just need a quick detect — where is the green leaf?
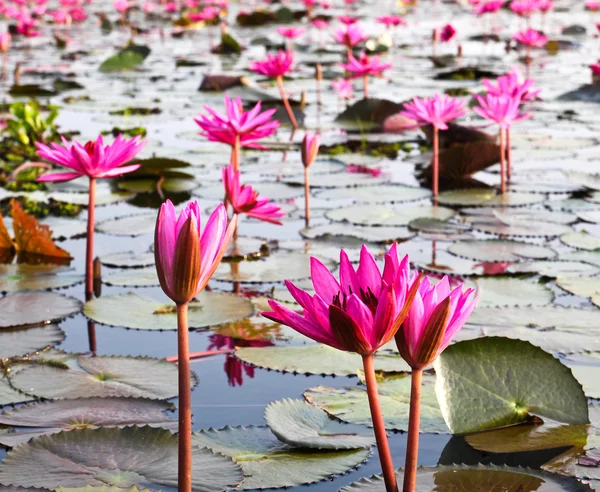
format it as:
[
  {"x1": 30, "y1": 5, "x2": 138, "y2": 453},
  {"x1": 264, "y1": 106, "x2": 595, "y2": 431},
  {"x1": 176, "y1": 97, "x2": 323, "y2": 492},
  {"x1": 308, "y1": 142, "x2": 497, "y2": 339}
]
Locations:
[
  {"x1": 192, "y1": 425, "x2": 370, "y2": 490},
  {"x1": 0, "y1": 427, "x2": 242, "y2": 491},
  {"x1": 476, "y1": 277, "x2": 553, "y2": 307},
  {"x1": 96, "y1": 213, "x2": 157, "y2": 237},
  {"x1": 315, "y1": 184, "x2": 430, "y2": 203},
  {"x1": 264, "y1": 398, "x2": 374, "y2": 450},
  {"x1": 448, "y1": 239, "x2": 557, "y2": 262},
  {"x1": 437, "y1": 189, "x2": 545, "y2": 207},
  {"x1": 99, "y1": 44, "x2": 151, "y2": 72},
  {"x1": 300, "y1": 223, "x2": 414, "y2": 243},
  {"x1": 561, "y1": 231, "x2": 600, "y2": 251},
  {"x1": 468, "y1": 306, "x2": 600, "y2": 329},
  {"x1": 506, "y1": 261, "x2": 600, "y2": 277},
  {"x1": 0, "y1": 292, "x2": 82, "y2": 329},
  {"x1": 99, "y1": 251, "x2": 154, "y2": 268},
  {"x1": 0, "y1": 375, "x2": 33, "y2": 407},
  {"x1": 0, "y1": 324, "x2": 65, "y2": 359},
  {"x1": 326, "y1": 204, "x2": 455, "y2": 227},
  {"x1": 434, "y1": 337, "x2": 589, "y2": 435}
]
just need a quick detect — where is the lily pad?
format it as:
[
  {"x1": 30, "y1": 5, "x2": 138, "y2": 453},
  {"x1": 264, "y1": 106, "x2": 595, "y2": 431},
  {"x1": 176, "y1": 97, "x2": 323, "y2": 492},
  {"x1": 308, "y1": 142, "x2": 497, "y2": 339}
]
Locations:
[
  {"x1": 264, "y1": 398, "x2": 374, "y2": 450},
  {"x1": 235, "y1": 344, "x2": 410, "y2": 376},
  {"x1": 434, "y1": 337, "x2": 589, "y2": 434},
  {"x1": 0, "y1": 265, "x2": 84, "y2": 293},
  {"x1": 48, "y1": 189, "x2": 135, "y2": 207},
  {"x1": 326, "y1": 205, "x2": 455, "y2": 227},
  {"x1": 102, "y1": 268, "x2": 159, "y2": 287},
  {"x1": 300, "y1": 223, "x2": 414, "y2": 243},
  {"x1": 477, "y1": 278, "x2": 553, "y2": 307},
  {"x1": 0, "y1": 325, "x2": 65, "y2": 359},
  {"x1": 83, "y1": 291, "x2": 254, "y2": 331},
  {"x1": 0, "y1": 292, "x2": 82, "y2": 329},
  {"x1": 195, "y1": 181, "x2": 302, "y2": 201},
  {"x1": 561, "y1": 231, "x2": 600, "y2": 251},
  {"x1": 437, "y1": 189, "x2": 545, "y2": 207},
  {"x1": 448, "y1": 239, "x2": 557, "y2": 263},
  {"x1": 96, "y1": 214, "x2": 157, "y2": 237},
  {"x1": 408, "y1": 218, "x2": 472, "y2": 239},
  {"x1": 0, "y1": 398, "x2": 176, "y2": 447},
  {"x1": 282, "y1": 173, "x2": 387, "y2": 188},
  {"x1": 468, "y1": 306, "x2": 600, "y2": 329},
  {"x1": 0, "y1": 375, "x2": 32, "y2": 407},
  {"x1": 192, "y1": 425, "x2": 370, "y2": 490},
  {"x1": 99, "y1": 44, "x2": 151, "y2": 72},
  {"x1": 470, "y1": 217, "x2": 572, "y2": 238},
  {"x1": 304, "y1": 372, "x2": 447, "y2": 433},
  {"x1": 99, "y1": 251, "x2": 155, "y2": 268},
  {"x1": 315, "y1": 185, "x2": 429, "y2": 204},
  {"x1": 9, "y1": 355, "x2": 189, "y2": 400},
  {"x1": 117, "y1": 178, "x2": 198, "y2": 194},
  {"x1": 557, "y1": 276, "x2": 600, "y2": 305},
  {"x1": 565, "y1": 170, "x2": 600, "y2": 191},
  {"x1": 0, "y1": 427, "x2": 242, "y2": 491},
  {"x1": 506, "y1": 261, "x2": 600, "y2": 277}
]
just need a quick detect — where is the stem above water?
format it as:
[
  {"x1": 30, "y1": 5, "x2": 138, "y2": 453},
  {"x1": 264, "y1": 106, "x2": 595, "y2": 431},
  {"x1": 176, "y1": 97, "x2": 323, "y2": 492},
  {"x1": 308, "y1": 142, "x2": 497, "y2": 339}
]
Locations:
[
  {"x1": 177, "y1": 302, "x2": 192, "y2": 492},
  {"x1": 499, "y1": 127, "x2": 506, "y2": 194},
  {"x1": 276, "y1": 76, "x2": 298, "y2": 129},
  {"x1": 304, "y1": 166, "x2": 310, "y2": 229},
  {"x1": 432, "y1": 126, "x2": 439, "y2": 199},
  {"x1": 85, "y1": 177, "x2": 96, "y2": 301},
  {"x1": 402, "y1": 368, "x2": 423, "y2": 492}
]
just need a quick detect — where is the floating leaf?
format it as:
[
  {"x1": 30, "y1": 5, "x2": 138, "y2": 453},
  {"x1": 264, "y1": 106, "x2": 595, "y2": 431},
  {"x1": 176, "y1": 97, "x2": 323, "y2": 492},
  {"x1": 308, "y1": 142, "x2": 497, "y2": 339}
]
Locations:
[
  {"x1": 300, "y1": 223, "x2": 413, "y2": 243},
  {"x1": 326, "y1": 205, "x2": 455, "y2": 227},
  {"x1": 264, "y1": 398, "x2": 374, "y2": 450},
  {"x1": 0, "y1": 324, "x2": 65, "y2": 359},
  {"x1": 506, "y1": 261, "x2": 600, "y2": 278},
  {"x1": 99, "y1": 251, "x2": 155, "y2": 268},
  {"x1": 235, "y1": 344, "x2": 410, "y2": 376},
  {"x1": 96, "y1": 214, "x2": 157, "y2": 237},
  {"x1": 477, "y1": 278, "x2": 553, "y2": 307},
  {"x1": 282, "y1": 173, "x2": 387, "y2": 189},
  {"x1": 48, "y1": 189, "x2": 135, "y2": 207},
  {"x1": 561, "y1": 231, "x2": 600, "y2": 251},
  {"x1": 0, "y1": 292, "x2": 81, "y2": 328},
  {"x1": 83, "y1": 291, "x2": 254, "y2": 331},
  {"x1": 315, "y1": 185, "x2": 430, "y2": 203},
  {"x1": 304, "y1": 372, "x2": 447, "y2": 433},
  {"x1": 0, "y1": 427, "x2": 242, "y2": 491},
  {"x1": 0, "y1": 375, "x2": 32, "y2": 407},
  {"x1": 102, "y1": 268, "x2": 158, "y2": 287},
  {"x1": 468, "y1": 306, "x2": 600, "y2": 329},
  {"x1": 436, "y1": 189, "x2": 545, "y2": 207},
  {"x1": 0, "y1": 264, "x2": 83, "y2": 293},
  {"x1": 117, "y1": 178, "x2": 197, "y2": 194},
  {"x1": 470, "y1": 216, "x2": 572, "y2": 238},
  {"x1": 9, "y1": 355, "x2": 190, "y2": 400},
  {"x1": 0, "y1": 398, "x2": 176, "y2": 447},
  {"x1": 192, "y1": 425, "x2": 369, "y2": 490},
  {"x1": 434, "y1": 337, "x2": 589, "y2": 434},
  {"x1": 448, "y1": 239, "x2": 556, "y2": 263},
  {"x1": 557, "y1": 276, "x2": 600, "y2": 305},
  {"x1": 195, "y1": 181, "x2": 302, "y2": 201},
  {"x1": 99, "y1": 44, "x2": 151, "y2": 72}
]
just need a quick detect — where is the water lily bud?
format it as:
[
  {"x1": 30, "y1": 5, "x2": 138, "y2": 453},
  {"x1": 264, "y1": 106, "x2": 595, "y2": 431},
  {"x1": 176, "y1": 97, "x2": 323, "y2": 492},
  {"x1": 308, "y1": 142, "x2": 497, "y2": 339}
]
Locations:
[{"x1": 301, "y1": 133, "x2": 320, "y2": 168}]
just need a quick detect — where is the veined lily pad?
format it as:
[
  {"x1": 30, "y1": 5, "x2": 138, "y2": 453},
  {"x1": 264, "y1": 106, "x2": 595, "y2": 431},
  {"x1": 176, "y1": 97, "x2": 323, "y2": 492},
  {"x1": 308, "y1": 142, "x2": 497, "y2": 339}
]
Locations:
[
  {"x1": 235, "y1": 344, "x2": 410, "y2": 376},
  {"x1": 561, "y1": 231, "x2": 600, "y2": 251},
  {"x1": 434, "y1": 337, "x2": 589, "y2": 434},
  {"x1": 192, "y1": 425, "x2": 370, "y2": 490},
  {"x1": 326, "y1": 205, "x2": 455, "y2": 227},
  {"x1": 506, "y1": 261, "x2": 600, "y2": 277},
  {"x1": 300, "y1": 223, "x2": 414, "y2": 243},
  {"x1": 560, "y1": 250, "x2": 600, "y2": 267},
  {"x1": 448, "y1": 239, "x2": 556, "y2": 263},
  {"x1": 0, "y1": 375, "x2": 33, "y2": 407},
  {"x1": 0, "y1": 427, "x2": 242, "y2": 491},
  {"x1": 99, "y1": 251, "x2": 155, "y2": 268},
  {"x1": 437, "y1": 189, "x2": 546, "y2": 207},
  {"x1": 99, "y1": 44, "x2": 151, "y2": 72},
  {"x1": 0, "y1": 398, "x2": 176, "y2": 447},
  {"x1": 578, "y1": 211, "x2": 600, "y2": 224},
  {"x1": 339, "y1": 464, "x2": 591, "y2": 491},
  {"x1": 84, "y1": 291, "x2": 254, "y2": 331},
  {"x1": 315, "y1": 185, "x2": 430, "y2": 203},
  {"x1": 264, "y1": 398, "x2": 374, "y2": 450},
  {"x1": 304, "y1": 372, "x2": 447, "y2": 433},
  {"x1": 9, "y1": 355, "x2": 190, "y2": 400},
  {"x1": 0, "y1": 292, "x2": 82, "y2": 329},
  {"x1": 468, "y1": 306, "x2": 600, "y2": 329},
  {"x1": 476, "y1": 278, "x2": 553, "y2": 307},
  {"x1": 470, "y1": 217, "x2": 572, "y2": 238},
  {"x1": 96, "y1": 214, "x2": 157, "y2": 237},
  {"x1": 0, "y1": 324, "x2": 65, "y2": 359}
]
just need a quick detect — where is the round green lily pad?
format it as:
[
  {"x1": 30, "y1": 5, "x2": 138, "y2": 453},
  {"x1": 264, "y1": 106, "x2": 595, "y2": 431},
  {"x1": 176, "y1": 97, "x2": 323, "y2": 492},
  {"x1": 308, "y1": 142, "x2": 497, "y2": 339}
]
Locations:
[
  {"x1": 315, "y1": 185, "x2": 430, "y2": 203},
  {"x1": 561, "y1": 231, "x2": 600, "y2": 251},
  {"x1": 264, "y1": 398, "x2": 374, "y2": 450},
  {"x1": 102, "y1": 268, "x2": 159, "y2": 287},
  {"x1": 326, "y1": 205, "x2": 455, "y2": 227},
  {"x1": 99, "y1": 251, "x2": 155, "y2": 268},
  {"x1": 0, "y1": 324, "x2": 65, "y2": 359},
  {"x1": 83, "y1": 291, "x2": 255, "y2": 330},
  {"x1": 565, "y1": 170, "x2": 600, "y2": 191},
  {"x1": 300, "y1": 223, "x2": 414, "y2": 243},
  {"x1": 436, "y1": 189, "x2": 546, "y2": 207},
  {"x1": 407, "y1": 217, "x2": 472, "y2": 240},
  {"x1": 192, "y1": 425, "x2": 370, "y2": 490},
  {"x1": 0, "y1": 427, "x2": 243, "y2": 491},
  {"x1": 560, "y1": 250, "x2": 600, "y2": 267},
  {"x1": 0, "y1": 292, "x2": 82, "y2": 329},
  {"x1": 477, "y1": 278, "x2": 553, "y2": 307},
  {"x1": 448, "y1": 239, "x2": 556, "y2": 263},
  {"x1": 9, "y1": 355, "x2": 191, "y2": 400},
  {"x1": 506, "y1": 261, "x2": 600, "y2": 277},
  {"x1": 578, "y1": 210, "x2": 600, "y2": 224},
  {"x1": 304, "y1": 372, "x2": 447, "y2": 433},
  {"x1": 96, "y1": 213, "x2": 157, "y2": 237}
]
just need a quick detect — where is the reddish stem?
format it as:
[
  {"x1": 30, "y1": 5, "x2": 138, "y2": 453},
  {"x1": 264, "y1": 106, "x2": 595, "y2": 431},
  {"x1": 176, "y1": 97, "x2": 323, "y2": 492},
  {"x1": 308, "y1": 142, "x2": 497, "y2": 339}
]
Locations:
[
  {"x1": 363, "y1": 74, "x2": 369, "y2": 99},
  {"x1": 276, "y1": 76, "x2": 298, "y2": 129},
  {"x1": 432, "y1": 126, "x2": 439, "y2": 198},
  {"x1": 166, "y1": 348, "x2": 234, "y2": 363},
  {"x1": 177, "y1": 303, "x2": 192, "y2": 492},
  {"x1": 231, "y1": 134, "x2": 240, "y2": 173},
  {"x1": 85, "y1": 177, "x2": 96, "y2": 300},
  {"x1": 304, "y1": 166, "x2": 310, "y2": 228},
  {"x1": 362, "y1": 354, "x2": 398, "y2": 492},
  {"x1": 403, "y1": 368, "x2": 423, "y2": 492},
  {"x1": 506, "y1": 127, "x2": 512, "y2": 181},
  {"x1": 87, "y1": 320, "x2": 97, "y2": 355},
  {"x1": 499, "y1": 127, "x2": 506, "y2": 194}
]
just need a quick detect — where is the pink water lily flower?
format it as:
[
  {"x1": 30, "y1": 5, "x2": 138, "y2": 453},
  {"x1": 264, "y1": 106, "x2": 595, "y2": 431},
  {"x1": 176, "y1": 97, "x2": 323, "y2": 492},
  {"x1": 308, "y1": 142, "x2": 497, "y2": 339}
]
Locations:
[
  {"x1": 190, "y1": 6, "x2": 219, "y2": 20},
  {"x1": 155, "y1": 200, "x2": 235, "y2": 304},
  {"x1": 114, "y1": 0, "x2": 128, "y2": 12},
  {"x1": 277, "y1": 26, "x2": 305, "y2": 39},
  {"x1": 338, "y1": 15, "x2": 359, "y2": 25},
  {"x1": 376, "y1": 15, "x2": 406, "y2": 27},
  {"x1": 440, "y1": 24, "x2": 457, "y2": 42},
  {"x1": 333, "y1": 24, "x2": 369, "y2": 48},
  {"x1": 194, "y1": 95, "x2": 280, "y2": 150},
  {"x1": 332, "y1": 77, "x2": 353, "y2": 99},
  {"x1": 587, "y1": 0, "x2": 600, "y2": 10},
  {"x1": 513, "y1": 28, "x2": 548, "y2": 47},
  {"x1": 249, "y1": 50, "x2": 294, "y2": 78},
  {"x1": 262, "y1": 243, "x2": 421, "y2": 355},
  {"x1": 69, "y1": 6, "x2": 87, "y2": 21},
  {"x1": 36, "y1": 134, "x2": 145, "y2": 182},
  {"x1": 473, "y1": 93, "x2": 531, "y2": 128},
  {"x1": 302, "y1": 133, "x2": 320, "y2": 168},
  {"x1": 591, "y1": 63, "x2": 600, "y2": 76},
  {"x1": 311, "y1": 19, "x2": 329, "y2": 29},
  {"x1": 401, "y1": 94, "x2": 467, "y2": 130},
  {"x1": 474, "y1": 0, "x2": 503, "y2": 15},
  {"x1": 510, "y1": 0, "x2": 539, "y2": 16},
  {"x1": 482, "y1": 68, "x2": 541, "y2": 101},
  {"x1": 340, "y1": 52, "x2": 391, "y2": 78},
  {"x1": 223, "y1": 163, "x2": 285, "y2": 225},
  {"x1": 396, "y1": 276, "x2": 477, "y2": 370}
]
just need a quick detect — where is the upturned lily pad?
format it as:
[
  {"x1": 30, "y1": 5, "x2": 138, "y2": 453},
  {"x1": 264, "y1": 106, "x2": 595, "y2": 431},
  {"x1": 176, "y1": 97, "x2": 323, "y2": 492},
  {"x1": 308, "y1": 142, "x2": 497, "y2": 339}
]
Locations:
[
  {"x1": 0, "y1": 325, "x2": 65, "y2": 359},
  {"x1": 192, "y1": 425, "x2": 370, "y2": 490},
  {"x1": 339, "y1": 464, "x2": 591, "y2": 491},
  {"x1": 0, "y1": 398, "x2": 176, "y2": 447},
  {"x1": 506, "y1": 261, "x2": 600, "y2": 277},
  {"x1": 96, "y1": 214, "x2": 157, "y2": 237},
  {"x1": 448, "y1": 239, "x2": 557, "y2": 263},
  {"x1": 315, "y1": 185, "x2": 429, "y2": 203},
  {"x1": 99, "y1": 44, "x2": 151, "y2": 72},
  {"x1": 99, "y1": 251, "x2": 155, "y2": 268},
  {"x1": 83, "y1": 291, "x2": 254, "y2": 331},
  {"x1": 0, "y1": 375, "x2": 33, "y2": 407},
  {"x1": 561, "y1": 231, "x2": 600, "y2": 251},
  {"x1": 0, "y1": 427, "x2": 242, "y2": 491},
  {"x1": 264, "y1": 398, "x2": 374, "y2": 450},
  {"x1": 304, "y1": 372, "x2": 447, "y2": 433},
  {"x1": 235, "y1": 344, "x2": 410, "y2": 376},
  {"x1": 436, "y1": 189, "x2": 545, "y2": 207},
  {"x1": 0, "y1": 292, "x2": 82, "y2": 328},
  {"x1": 300, "y1": 224, "x2": 414, "y2": 243},
  {"x1": 9, "y1": 355, "x2": 189, "y2": 400},
  {"x1": 434, "y1": 337, "x2": 589, "y2": 434},
  {"x1": 102, "y1": 268, "x2": 159, "y2": 287},
  {"x1": 326, "y1": 205, "x2": 455, "y2": 227},
  {"x1": 0, "y1": 265, "x2": 84, "y2": 293},
  {"x1": 477, "y1": 278, "x2": 553, "y2": 307},
  {"x1": 468, "y1": 306, "x2": 600, "y2": 329}
]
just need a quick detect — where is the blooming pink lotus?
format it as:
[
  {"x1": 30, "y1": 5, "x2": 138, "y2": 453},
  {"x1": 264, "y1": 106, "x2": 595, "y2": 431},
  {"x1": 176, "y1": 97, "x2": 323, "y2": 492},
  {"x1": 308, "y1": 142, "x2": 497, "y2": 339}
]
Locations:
[
  {"x1": 69, "y1": 6, "x2": 87, "y2": 21},
  {"x1": 473, "y1": 93, "x2": 531, "y2": 128},
  {"x1": 51, "y1": 9, "x2": 71, "y2": 24},
  {"x1": 592, "y1": 63, "x2": 600, "y2": 76},
  {"x1": 338, "y1": 15, "x2": 359, "y2": 25},
  {"x1": 440, "y1": 24, "x2": 457, "y2": 42},
  {"x1": 114, "y1": 0, "x2": 128, "y2": 13},
  {"x1": 376, "y1": 15, "x2": 406, "y2": 27},
  {"x1": 333, "y1": 24, "x2": 369, "y2": 49},
  {"x1": 513, "y1": 28, "x2": 548, "y2": 47},
  {"x1": 401, "y1": 94, "x2": 467, "y2": 130},
  {"x1": 311, "y1": 19, "x2": 329, "y2": 29},
  {"x1": 474, "y1": 0, "x2": 503, "y2": 15},
  {"x1": 276, "y1": 26, "x2": 305, "y2": 39},
  {"x1": 249, "y1": 50, "x2": 294, "y2": 78},
  {"x1": 189, "y1": 6, "x2": 219, "y2": 20},
  {"x1": 223, "y1": 163, "x2": 285, "y2": 225},
  {"x1": 510, "y1": 0, "x2": 539, "y2": 16},
  {"x1": 482, "y1": 68, "x2": 541, "y2": 101},
  {"x1": 332, "y1": 77, "x2": 353, "y2": 99},
  {"x1": 36, "y1": 134, "x2": 145, "y2": 182},
  {"x1": 587, "y1": 0, "x2": 600, "y2": 10},
  {"x1": 340, "y1": 52, "x2": 391, "y2": 98}
]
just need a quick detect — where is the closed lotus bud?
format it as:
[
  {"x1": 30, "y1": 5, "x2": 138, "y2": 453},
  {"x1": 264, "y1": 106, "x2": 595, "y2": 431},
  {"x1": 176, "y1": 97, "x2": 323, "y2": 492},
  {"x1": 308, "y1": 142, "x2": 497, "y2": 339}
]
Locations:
[{"x1": 301, "y1": 133, "x2": 320, "y2": 168}]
